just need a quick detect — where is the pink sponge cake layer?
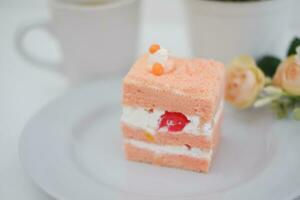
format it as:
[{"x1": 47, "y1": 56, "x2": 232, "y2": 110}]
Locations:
[
  {"x1": 124, "y1": 143, "x2": 213, "y2": 173},
  {"x1": 123, "y1": 54, "x2": 224, "y2": 123}
]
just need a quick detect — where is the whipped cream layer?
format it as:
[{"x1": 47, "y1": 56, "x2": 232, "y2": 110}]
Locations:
[
  {"x1": 125, "y1": 139, "x2": 212, "y2": 159},
  {"x1": 121, "y1": 101, "x2": 223, "y2": 136}
]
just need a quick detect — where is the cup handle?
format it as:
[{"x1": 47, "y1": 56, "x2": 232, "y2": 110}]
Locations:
[{"x1": 15, "y1": 21, "x2": 61, "y2": 72}]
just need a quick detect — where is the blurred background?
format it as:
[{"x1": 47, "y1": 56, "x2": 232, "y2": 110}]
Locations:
[
  {"x1": 0, "y1": 1, "x2": 188, "y2": 199},
  {"x1": 0, "y1": 0, "x2": 299, "y2": 199}
]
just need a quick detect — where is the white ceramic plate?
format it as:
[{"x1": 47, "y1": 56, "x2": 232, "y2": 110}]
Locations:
[{"x1": 19, "y1": 78, "x2": 300, "y2": 200}]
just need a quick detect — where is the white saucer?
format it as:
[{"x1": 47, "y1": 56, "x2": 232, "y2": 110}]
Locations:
[{"x1": 19, "y1": 78, "x2": 300, "y2": 200}]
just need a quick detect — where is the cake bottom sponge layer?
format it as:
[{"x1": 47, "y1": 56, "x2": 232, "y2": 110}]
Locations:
[
  {"x1": 124, "y1": 142, "x2": 212, "y2": 173},
  {"x1": 122, "y1": 115, "x2": 222, "y2": 172}
]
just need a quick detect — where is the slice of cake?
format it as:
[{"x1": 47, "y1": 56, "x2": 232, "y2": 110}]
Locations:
[{"x1": 121, "y1": 44, "x2": 224, "y2": 173}]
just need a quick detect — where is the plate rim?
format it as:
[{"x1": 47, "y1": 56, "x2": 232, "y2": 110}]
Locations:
[
  {"x1": 18, "y1": 78, "x2": 122, "y2": 200},
  {"x1": 18, "y1": 78, "x2": 300, "y2": 200}
]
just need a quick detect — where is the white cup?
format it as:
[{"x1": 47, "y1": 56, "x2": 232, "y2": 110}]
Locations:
[
  {"x1": 185, "y1": 0, "x2": 298, "y2": 63},
  {"x1": 15, "y1": 0, "x2": 140, "y2": 82}
]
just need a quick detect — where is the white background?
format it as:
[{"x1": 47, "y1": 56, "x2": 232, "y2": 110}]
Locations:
[{"x1": 0, "y1": 0, "x2": 299, "y2": 199}]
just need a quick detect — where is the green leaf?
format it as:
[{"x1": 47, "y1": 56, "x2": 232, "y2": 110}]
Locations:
[
  {"x1": 271, "y1": 101, "x2": 288, "y2": 119},
  {"x1": 287, "y1": 37, "x2": 300, "y2": 56},
  {"x1": 271, "y1": 97, "x2": 294, "y2": 118},
  {"x1": 254, "y1": 97, "x2": 274, "y2": 107},
  {"x1": 263, "y1": 86, "x2": 284, "y2": 96},
  {"x1": 280, "y1": 97, "x2": 294, "y2": 108},
  {"x1": 292, "y1": 108, "x2": 300, "y2": 120},
  {"x1": 257, "y1": 55, "x2": 281, "y2": 77}
]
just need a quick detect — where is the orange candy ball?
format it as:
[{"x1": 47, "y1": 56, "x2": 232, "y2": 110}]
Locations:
[
  {"x1": 151, "y1": 63, "x2": 164, "y2": 76},
  {"x1": 149, "y1": 44, "x2": 160, "y2": 54}
]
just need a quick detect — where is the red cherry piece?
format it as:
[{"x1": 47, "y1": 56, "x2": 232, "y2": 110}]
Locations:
[{"x1": 159, "y1": 111, "x2": 190, "y2": 132}]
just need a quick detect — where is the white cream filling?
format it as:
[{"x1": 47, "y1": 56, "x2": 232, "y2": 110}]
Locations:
[
  {"x1": 148, "y1": 48, "x2": 169, "y2": 66},
  {"x1": 124, "y1": 139, "x2": 212, "y2": 159},
  {"x1": 121, "y1": 106, "x2": 164, "y2": 134},
  {"x1": 121, "y1": 101, "x2": 223, "y2": 136},
  {"x1": 203, "y1": 100, "x2": 223, "y2": 135}
]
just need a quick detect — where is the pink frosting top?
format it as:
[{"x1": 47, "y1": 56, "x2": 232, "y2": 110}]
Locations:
[{"x1": 124, "y1": 54, "x2": 224, "y2": 99}]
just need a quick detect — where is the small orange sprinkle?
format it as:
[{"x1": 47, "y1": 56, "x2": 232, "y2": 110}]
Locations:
[
  {"x1": 149, "y1": 44, "x2": 160, "y2": 54},
  {"x1": 145, "y1": 132, "x2": 154, "y2": 142},
  {"x1": 184, "y1": 144, "x2": 191, "y2": 150},
  {"x1": 151, "y1": 63, "x2": 164, "y2": 76},
  {"x1": 148, "y1": 108, "x2": 154, "y2": 113}
]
